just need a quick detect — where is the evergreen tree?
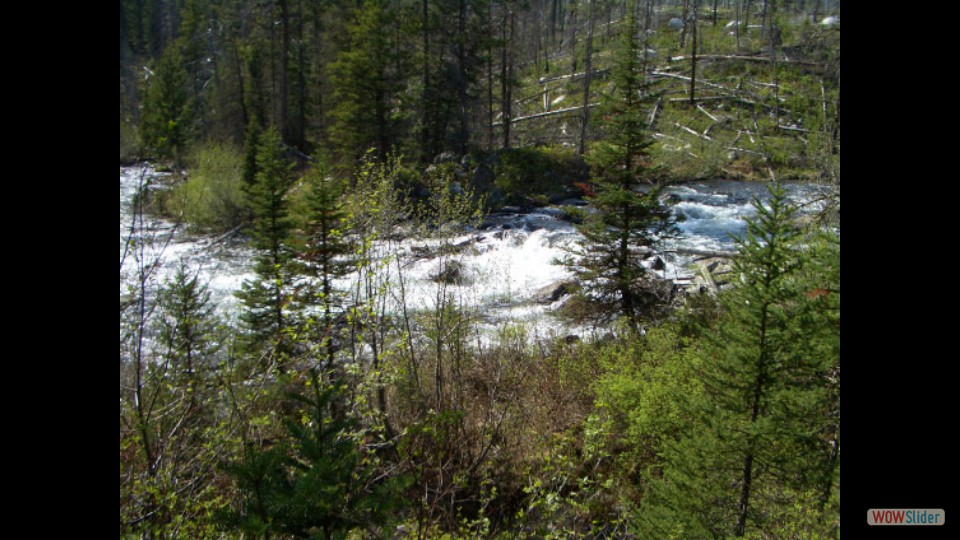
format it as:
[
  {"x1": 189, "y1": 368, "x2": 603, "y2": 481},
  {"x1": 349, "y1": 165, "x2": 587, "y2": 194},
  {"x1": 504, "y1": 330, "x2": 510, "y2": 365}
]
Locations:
[
  {"x1": 564, "y1": 7, "x2": 676, "y2": 329},
  {"x1": 328, "y1": 0, "x2": 404, "y2": 164},
  {"x1": 141, "y1": 45, "x2": 192, "y2": 163},
  {"x1": 236, "y1": 126, "x2": 297, "y2": 366},
  {"x1": 298, "y1": 156, "x2": 354, "y2": 368},
  {"x1": 638, "y1": 184, "x2": 840, "y2": 538},
  {"x1": 155, "y1": 264, "x2": 220, "y2": 377},
  {"x1": 219, "y1": 371, "x2": 409, "y2": 539}
]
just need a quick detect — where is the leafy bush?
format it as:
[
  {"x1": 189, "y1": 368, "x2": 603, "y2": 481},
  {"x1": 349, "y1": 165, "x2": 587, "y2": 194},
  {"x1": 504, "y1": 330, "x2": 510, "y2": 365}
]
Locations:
[
  {"x1": 120, "y1": 120, "x2": 141, "y2": 164},
  {"x1": 593, "y1": 326, "x2": 704, "y2": 469},
  {"x1": 166, "y1": 143, "x2": 246, "y2": 232},
  {"x1": 491, "y1": 147, "x2": 589, "y2": 205}
]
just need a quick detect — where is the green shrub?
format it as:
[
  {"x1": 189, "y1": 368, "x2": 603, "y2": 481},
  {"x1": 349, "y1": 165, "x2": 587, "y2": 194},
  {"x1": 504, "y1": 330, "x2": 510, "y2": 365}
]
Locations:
[
  {"x1": 166, "y1": 143, "x2": 246, "y2": 232},
  {"x1": 120, "y1": 120, "x2": 141, "y2": 164},
  {"x1": 492, "y1": 147, "x2": 588, "y2": 205},
  {"x1": 593, "y1": 326, "x2": 704, "y2": 471}
]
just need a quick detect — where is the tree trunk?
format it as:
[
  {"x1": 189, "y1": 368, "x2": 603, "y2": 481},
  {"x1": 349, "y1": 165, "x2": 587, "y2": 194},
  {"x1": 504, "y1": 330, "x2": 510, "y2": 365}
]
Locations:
[
  {"x1": 313, "y1": 10, "x2": 325, "y2": 143},
  {"x1": 569, "y1": 4, "x2": 579, "y2": 75},
  {"x1": 689, "y1": 3, "x2": 698, "y2": 105},
  {"x1": 501, "y1": 5, "x2": 514, "y2": 149},
  {"x1": 735, "y1": 452, "x2": 755, "y2": 536},
  {"x1": 422, "y1": 0, "x2": 431, "y2": 160},
  {"x1": 279, "y1": 0, "x2": 290, "y2": 144},
  {"x1": 735, "y1": 303, "x2": 771, "y2": 536},
  {"x1": 680, "y1": 0, "x2": 690, "y2": 48},
  {"x1": 831, "y1": 84, "x2": 840, "y2": 153},
  {"x1": 296, "y1": 0, "x2": 306, "y2": 150},
  {"x1": 487, "y1": 2, "x2": 495, "y2": 149},
  {"x1": 735, "y1": 0, "x2": 742, "y2": 52},
  {"x1": 456, "y1": 0, "x2": 469, "y2": 154},
  {"x1": 492, "y1": 103, "x2": 597, "y2": 126},
  {"x1": 550, "y1": 0, "x2": 558, "y2": 48},
  {"x1": 579, "y1": 0, "x2": 596, "y2": 155}
]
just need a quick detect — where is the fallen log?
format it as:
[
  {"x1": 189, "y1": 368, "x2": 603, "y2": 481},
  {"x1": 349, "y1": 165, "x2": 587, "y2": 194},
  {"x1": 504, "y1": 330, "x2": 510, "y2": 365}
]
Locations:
[
  {"x1": 652, "y1": 70, "x2": 731, "y2": 93},
  {"x1": 668, "y1": 96, "x2": 731, "y2": 103},
  {"x1": 537, "y1": 68, "x2": 609, "y2": 84},
  {"x1": 696, "y1": 104, "x2": 719, "y2": 122},
  {"x1": 491, "y1": 103, "x2": 599, "y2": 126},
  {"x1": 672, "y1": 248, "x2": 738, "y2": 258},
  {"x1": 726, "y1": 146, "x2": 765, "y2": 157},
  {"x1": 676, "y1": 122, "x2": 714, "y2": 141},
  {"x1": 205, "y1": 224, "x2": 244, "y2": 248},
  {"x1": 668, "y1": 54, "x2": 825, "y2": 67},
  {"x1": 695, "y1": 262, "x2": 719, "y2": 294},
  {"x1": 648, "y1": 97, "x2": 662, "y2": 128},
  {"x1": 777, "y1": 124, "x2": 810, "y2": 133}
]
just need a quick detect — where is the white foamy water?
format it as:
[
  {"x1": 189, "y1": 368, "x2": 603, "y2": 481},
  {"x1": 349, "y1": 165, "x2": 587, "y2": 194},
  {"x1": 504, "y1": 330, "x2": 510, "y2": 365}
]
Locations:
[
  {"x1": 119, "y1": 165, "x2": 255, "y2": 319},
  {"x1": 120, "y1": 165, "x2": 833, "y2": 341}
]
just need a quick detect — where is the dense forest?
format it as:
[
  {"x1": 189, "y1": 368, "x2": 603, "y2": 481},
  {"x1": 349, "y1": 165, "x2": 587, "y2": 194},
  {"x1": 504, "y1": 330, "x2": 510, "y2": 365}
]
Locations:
[{"x1": 120, "y1": 0, "x2": 840, "y2": 537}]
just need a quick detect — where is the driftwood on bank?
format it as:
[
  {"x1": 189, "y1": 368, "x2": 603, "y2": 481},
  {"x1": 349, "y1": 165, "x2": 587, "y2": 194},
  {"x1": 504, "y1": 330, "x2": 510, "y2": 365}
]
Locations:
[
  {"x1": 672, "y1": 248, "x2": 738, "y2": 258},
  {"x1": 206, "y1": 224, "x2": 244, "y2": 247},
  {"x1": 695, "y1": 261, "x2": 719, "y2": 294}
]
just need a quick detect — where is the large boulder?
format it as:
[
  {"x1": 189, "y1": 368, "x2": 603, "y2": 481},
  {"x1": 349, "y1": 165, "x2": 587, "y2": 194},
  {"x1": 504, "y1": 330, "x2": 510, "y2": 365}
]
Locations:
[
  {"x1": 533, "y1": 280, "x2": 576, "y2": 303},
  {"x1": 820, "y1": 16, "x2": 839, "y2": 27},
  {"x1": 668, "y1": 17, "x2": 684, "y2": 30},
  {"x1": 433, "y1": 260, "x2": 467, "y2": 285},
  {"x1": 433, "y1": 151, "x2": 460, "y2": 164}
]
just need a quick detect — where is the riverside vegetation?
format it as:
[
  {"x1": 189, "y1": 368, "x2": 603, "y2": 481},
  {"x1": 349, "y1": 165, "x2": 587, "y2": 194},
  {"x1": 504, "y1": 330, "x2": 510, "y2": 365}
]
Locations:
[{"x1": 120, "y1": 1, "x2": 839, "y2": 537}]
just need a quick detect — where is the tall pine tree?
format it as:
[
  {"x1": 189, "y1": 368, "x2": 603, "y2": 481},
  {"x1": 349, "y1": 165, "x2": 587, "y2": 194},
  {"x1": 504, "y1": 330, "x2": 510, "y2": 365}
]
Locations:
[
  {"x1": 298, "y1": 156, "x2": 354, "y2": 368},
  {"x1": 328, "y1": 0, "x2": 404, "y2": 164},
  {"x1": 565, "y1": 5, "x2": 675, "y2": 329},
  {"x1": 236, "y1": 126, "x2": 297, "y2": 367},
  {"x1": 638, "y1": 184, "x2": 840, "y2": 538},
  {"x1": 155, "y1": 264, "x2": 220, "y2": 377},
  {"x1": 219, "y1": 371, "x2": 409, "y2": 538},
  {"x1": 141, "y1": 45, "x2": 192, "y2": 164}
]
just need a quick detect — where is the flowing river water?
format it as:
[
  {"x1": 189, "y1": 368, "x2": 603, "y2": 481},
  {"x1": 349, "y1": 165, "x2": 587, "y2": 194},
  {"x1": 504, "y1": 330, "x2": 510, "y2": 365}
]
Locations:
[{"x1": 120, "y1": 165, "x2": 834, "y2": 340}]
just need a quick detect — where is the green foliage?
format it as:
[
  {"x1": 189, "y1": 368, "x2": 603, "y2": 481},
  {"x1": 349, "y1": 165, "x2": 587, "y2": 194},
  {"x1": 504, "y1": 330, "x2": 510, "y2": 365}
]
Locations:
[
  {"x1": 121, "y1": 268, "x2": 235, "y2": 539},
  {"x1": 593, "y1": 326, "x2": 704, "y2": 473},
  {"x1": 492, "y1": 147, "x2": 589, "y2": 205},
  {"x1": 328, "y1": 0, "x2": 405, "y2": 164},
  {"x1": 564, "y1": 9, "x2": 677, "y2": 329},
  {"x1": 120, "y1": 119, "x2": 141, "y2": 163},
  {"x1": 220, "y1": 371, "x2": 410, "y2": 538},
  {"x1": 236, "y1": 126, "x2": 299, "y2": 362},
  {"x1": 155, "y1": 264, "x2": 222, "y2": 375},
  {"x1": 166, "y1": 142, "x2": 246, "y2": 232},
  {"x1": 294, "y1": 155, "x2": 356, "y2": 366},
  {"x1": 638, "y1": 184, "x2": 840, "y2": 538},
  {"x1": 141, "y1": 45, "x2": 192, "y2": 163},
  {"x1": 242, "y1": 120, "x2": 262, "y2": 186},
  {"x1": 121, "y1": 3, "x2": 841, "y2": 534}
]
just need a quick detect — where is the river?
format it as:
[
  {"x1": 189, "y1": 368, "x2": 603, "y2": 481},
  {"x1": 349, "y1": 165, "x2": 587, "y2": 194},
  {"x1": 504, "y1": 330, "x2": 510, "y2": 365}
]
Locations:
[{"x1": 120, "y1": 165, "x2": 834, "y2": 340}]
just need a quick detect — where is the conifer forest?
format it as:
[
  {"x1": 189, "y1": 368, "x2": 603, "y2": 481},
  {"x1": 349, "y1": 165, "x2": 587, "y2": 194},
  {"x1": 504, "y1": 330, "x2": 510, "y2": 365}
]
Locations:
[{"x1": 120, "y1": 0, "x2": 840, "y2": 537}]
